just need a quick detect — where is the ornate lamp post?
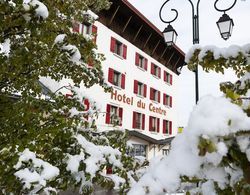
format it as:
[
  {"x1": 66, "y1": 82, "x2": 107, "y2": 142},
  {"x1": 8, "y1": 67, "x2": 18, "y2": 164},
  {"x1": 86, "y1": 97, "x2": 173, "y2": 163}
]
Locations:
[{"x1": 159, "y1": 0, "x2": 237, "y2": 103}]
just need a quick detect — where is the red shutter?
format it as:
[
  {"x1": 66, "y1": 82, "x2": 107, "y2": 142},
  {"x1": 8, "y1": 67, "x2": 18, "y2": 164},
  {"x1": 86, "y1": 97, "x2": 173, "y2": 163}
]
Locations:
[
  {"x1": 135, "y1": 53, "x2": 139, "y2": 66},
  {"x1": 134, "y1": 80, "x2": 138, "y2": 94},
  {"x1": 143, "y1": 84, "x2": 147, "y2": 97},
  {"x1": 163, "y1": 120, "x2": 166, "y2": 134},
  {"x1": 110, "y1": 37, "x2": 116, "y2": 52},
  {"x1": 92, "y1": 25, "x2": 98, "y2": 43},
  {"x1": 149, "y1": 116, "x2": 152, "y2": 131},
  {"x1": 108, "y1": 68, "x2": 114, "y2": 84},
  {"x1": 169, "y1": 121, "x2": 172, "y2": 135},
  {"x1": 151, "y1": 63, "x2": 155, "y2": 75},
  {"x1": 123, "y1": 44, "x2": 127, "y2": 59},
  {"x1": 106, "y1": 104, "x2": 111, "y2": 124},
  {"x1": 163, "y1": 94, "x2": 166, "y2": 105},
  {"x1": 84, "y1": 99, "x2": 90, "y2": 110},
  {"x1": 170, "y1": 96, "x2": 172, "y2": 107},
  {"x1": 170, "y1": 74, "x2": 173, "y2": 85},
  {"x1": 73, "y1": 22, "x2": 80, "y2": 33},
  {"x1": 132, "y1": 112, "x2": 136, "y2": 128},
  {"x1": 142, "y1": 114, "x2": 145, "y2": 130},
  {"x1": 106, "y1": 166, "x2": 112, "y2": 174},
  {"x1": 158, "y1": 67, "x2": 161, "y2": 78},
  {"x1": 119, "y1": 107, "x2": 123, "y2": 126},
  {"x1": 150, "y1": 88, "x2": 153, "y2": 100},
  {"x1": 121, "y1": 74, "x2": 125, "y2": 89},
  {"x1": 164, "y1": 71, "x2": 167, "y2": 82},
  {"x1": 157, "y1": 118, "x2": 160, "y2": 133},
  {"x1": 144, "y1": 58, "x2": 148, "y2": 70},
  {"x1": 158, "y1": 91, "x2": 160, "y2": 103}
]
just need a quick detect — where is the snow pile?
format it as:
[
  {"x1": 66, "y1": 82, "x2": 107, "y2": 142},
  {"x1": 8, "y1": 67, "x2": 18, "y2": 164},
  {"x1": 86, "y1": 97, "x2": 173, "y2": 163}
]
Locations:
[
  {"x1": 0, "y1": 39, "x2": 10, "y2": 56},
  {"x1": 23, "y1": 0, "x2": 49, "y2": 19},
  {"x1": 14, "y1": 148, "x2": 59, "y2": 190},
  {"x1": 185, "y1": 44, "x2": 250, "y2": 63},
  {"x1": 75, "y1": 134, "x2": 122, "y2": 178},
  {"x1": 128, "y1": 95, "x2": 250, "y2": 195}
]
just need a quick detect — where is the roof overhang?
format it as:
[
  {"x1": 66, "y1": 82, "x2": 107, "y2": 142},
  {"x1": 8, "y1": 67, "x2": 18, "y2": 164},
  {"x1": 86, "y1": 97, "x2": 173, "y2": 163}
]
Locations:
[{"x1": 128, "y1": 130, "x2": 175, "y2": 145}]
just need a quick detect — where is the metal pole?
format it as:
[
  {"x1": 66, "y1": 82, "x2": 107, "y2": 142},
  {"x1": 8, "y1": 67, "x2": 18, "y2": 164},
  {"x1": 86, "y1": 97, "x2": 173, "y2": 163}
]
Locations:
[{"x1": 187, "y1": 0, "x2": 200, "y2": 104}]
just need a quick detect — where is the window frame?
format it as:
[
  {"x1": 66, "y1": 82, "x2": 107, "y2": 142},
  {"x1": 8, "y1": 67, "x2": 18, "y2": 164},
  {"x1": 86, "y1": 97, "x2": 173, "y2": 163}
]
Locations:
[{"x1": 113, "y1": 70, "x2": 121, "y2": 87}]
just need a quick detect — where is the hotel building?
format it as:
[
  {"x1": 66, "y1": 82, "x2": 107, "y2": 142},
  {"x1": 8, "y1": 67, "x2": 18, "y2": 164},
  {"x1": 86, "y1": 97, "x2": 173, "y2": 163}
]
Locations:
[{"x1": 74, "y1": 0, "x2": 185, "y2": 160}]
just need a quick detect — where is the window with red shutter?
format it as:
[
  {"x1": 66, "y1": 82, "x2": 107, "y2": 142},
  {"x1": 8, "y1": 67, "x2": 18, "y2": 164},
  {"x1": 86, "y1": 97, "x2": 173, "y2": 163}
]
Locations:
[
  {"x1": 92, "y1": 25, "x2": 97, "y2": 43},
  {"x1": 164, "y1": 71, "x2": 167, "y2": 82},
  {"x1": 108, "y1": 68, "x2": 114, "y2": 84},
  {"x1": 134, "y1": 80, "x2": 138, "y2": 94},
  {"x1": 170, "y1": 96, "x2": 173, "y2": 107},
  {"x1": 135, "y1": 53, "x2": 139, "y2": 66},
  {"x1": 119, "y1": 107, "x2": 123, "y2": 126},
  {"x1": 110, "y1": 37, "x2": 116, "y2": 52},
  {"x1": 106, "y1": 104, "x2": 111, "y2": 124},
  {"x1": 149, "y1": 116, "x2": 152, "y2": 131},
  {"x1": 150, "y1": 88, "x2": 153, "y2": 100},
  {"x1": 158, "y1": 67, "x2": 161, "y2": 79},
  {"x1": 151, "y1": 63, "x2": 155, "y2": 75},
  {"x1": 163, "y1": 94, "x2": 166, "y2": 105},
  {"x1": 123, "y1": 44, "x2": 127, "y2": 59},
  {"x1": 169, "y1": 121, "x2": 172, "y2": 135},
  {"x1": 121, "y1": 74, "x2": 125, "y2": 89},
  {"x1": 170, "y1": 74, "x2": 173, "y2": 85},
  {"x1": 158, "y1": 91, "x2": 161, "y2": 103},
  {"x1": 144, "y1": 58, "x2": 148, "y2": 71},
  {"x1": 143, "y1": 84, "x2": 147, "y2": 98},
  {"x1": 132, "y1": 112, "x2": 136, "y2": 128},
  {"x1": 157, "y1": 118, "x2": 160, "y2": 133},
  {"x1": 163, "y1": 120, "x2": 166, "y2": 134},
  {"x1": 142, "y1": 114, "x2": 145, "y2": 130}
]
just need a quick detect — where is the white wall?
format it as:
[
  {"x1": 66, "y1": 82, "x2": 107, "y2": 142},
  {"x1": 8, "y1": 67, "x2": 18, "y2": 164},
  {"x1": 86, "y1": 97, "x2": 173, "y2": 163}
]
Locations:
[{"x1": 85, "y1": 21, "x2": 179, "y2": 137}]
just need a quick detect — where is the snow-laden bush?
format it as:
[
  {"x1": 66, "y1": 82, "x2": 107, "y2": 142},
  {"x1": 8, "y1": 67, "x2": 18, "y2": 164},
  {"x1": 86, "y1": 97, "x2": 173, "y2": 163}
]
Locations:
[{"x1": 129, "y1": 45, "x2": 250, "y2": 195}]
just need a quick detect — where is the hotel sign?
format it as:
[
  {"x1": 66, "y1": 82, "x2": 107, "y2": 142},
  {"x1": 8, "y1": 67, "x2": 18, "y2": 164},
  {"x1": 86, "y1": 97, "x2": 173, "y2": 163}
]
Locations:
[{"x1": 111, "y1": 90, "x2": 167, "y2": 116}]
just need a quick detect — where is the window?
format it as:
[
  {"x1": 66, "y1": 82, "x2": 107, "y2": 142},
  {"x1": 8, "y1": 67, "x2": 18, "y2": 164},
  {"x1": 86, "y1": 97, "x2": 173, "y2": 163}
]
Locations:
[
  {"x1": 128, "y1": 144, "x2": 147, "y2": 157},
  {"x1": 149, "y1": 116, "x2": 160, "y2": 132},
  {"x1": 108, "y1": 68, "x2": 125, "y2": 89},
  {"x1": 163, "y1": 94, "x2": 172, "y2": 107},
  {"x1": 113, "y1": 71, "x2": 120, "y2": 86},
  {"x1": 162, "y1": 149, "x2": 170, "y2": 155},
  {"x1": 82, "y1": 23, "x2": 92, "y2": 35},
  {"x1": 151, "y1": 63, "x2": 161, "y2": 78},
  {"x1": 135, "y1": 53, "x2": 148, "y2": 70},
  {"x1": 134, "y1": 80, "x2": 147, "y2": 97},
  {"x1": 150, "y1": 88, "x2": 160, "y2": 103},
  {"x1": 106, "y1": 104, "x2": 123, "y2": 126},
  {"x1": 132, "y1": 112, "x2": 145, "y2": 130},
  {"x1": 110, "y1": 37, "x2": 127, "y2": 59},
  {"x1": 163, "y1": 120, "x2": 172, "y2": 134},
  {"x1": 164, "y1": 71, "x2": 173, "y2": 85}
]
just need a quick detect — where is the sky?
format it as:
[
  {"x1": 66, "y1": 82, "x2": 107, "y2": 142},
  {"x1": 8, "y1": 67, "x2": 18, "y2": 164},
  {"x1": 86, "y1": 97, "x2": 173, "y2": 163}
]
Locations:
[{"x1": 128, "y1": 0, "x2": 250, "y2": 126}]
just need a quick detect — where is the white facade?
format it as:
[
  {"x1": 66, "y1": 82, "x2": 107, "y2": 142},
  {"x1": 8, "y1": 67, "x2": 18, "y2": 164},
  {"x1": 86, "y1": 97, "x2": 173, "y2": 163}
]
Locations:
[{"x1": 83, "y1": 20, "x2": 180, "y2": 159}]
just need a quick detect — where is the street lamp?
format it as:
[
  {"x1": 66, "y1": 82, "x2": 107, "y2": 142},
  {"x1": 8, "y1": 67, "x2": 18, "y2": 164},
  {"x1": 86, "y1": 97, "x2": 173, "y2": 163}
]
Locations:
[
  {"x1": 159, "y1": 0, "x2": 237, "y2": 103},
  {"x1": 162, "y1": 24, "x2": 178, "y2": 46}
]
